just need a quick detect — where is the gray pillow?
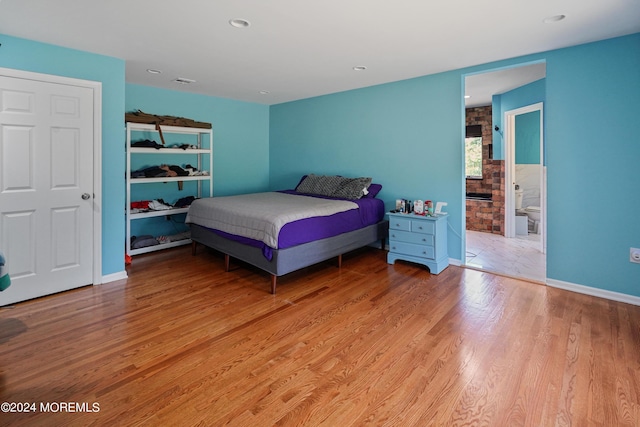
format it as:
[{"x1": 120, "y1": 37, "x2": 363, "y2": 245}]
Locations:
[
  {"x1": 296, "y1": 174, "x2": 372, "y2": 200},
  {"x1": 332, "y1": 177, "x2": 372, "y2": 200},
  {"x1": 296, "y1": 174, "x2": 344, "y2": 197}
]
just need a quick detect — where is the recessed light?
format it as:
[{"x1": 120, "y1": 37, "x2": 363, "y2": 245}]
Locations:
[
  {"x1": 229, "y1": 18, "x2": 250, "y2": 28},
  {"x1": 173, "y1": 77, "x2": 196, "y2": 85},
  {"x1": 543, "y1": 14, "x2": 566, "y2": 24},
  {"x1": 353, "y1": 66, "x2": 367, "y2": 71},
  {"x1": 259, "y1": 90, "x2": 270, "y2": 95},
  {"x1": 464, "y1": 95, "x2": 471, "y2": 99},
  {"x1": 146, "y1": 69, "x2": 162, "y2": 74}
]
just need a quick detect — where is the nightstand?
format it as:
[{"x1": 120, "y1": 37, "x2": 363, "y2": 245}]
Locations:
[{"x1": 387, "y1": 212, "x2": 449, "y2": 274}]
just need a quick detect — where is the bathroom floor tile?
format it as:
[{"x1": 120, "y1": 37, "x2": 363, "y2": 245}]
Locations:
[{"x1": 465, "y1": 230, "x2": 545, "y2": 282}]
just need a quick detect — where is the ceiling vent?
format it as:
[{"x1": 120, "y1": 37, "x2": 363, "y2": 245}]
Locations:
[{"x1": 173, "y1": 77, "x2": 196, "y2": 85}]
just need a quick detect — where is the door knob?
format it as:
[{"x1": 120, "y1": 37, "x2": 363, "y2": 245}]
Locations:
[{"x1": 81, "y1": 193, "x2": 91, "y2": 200}]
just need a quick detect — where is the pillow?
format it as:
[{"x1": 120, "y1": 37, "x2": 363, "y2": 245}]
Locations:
[
  {"x1": 295, "y1": 174, "x2": 374, "y2": 200},
  {"x1": 294, "y1": 175, "x2": 308, "y2": 189},
  {"x1": 365, "y1": 183, "x2": 382, "y2": 198},
  {"x1": 295, "y1": 174, "x2": 344, "y2": 197},
  {"x1": 332, "y1": 177, "x2": 372, "y2": 200}
]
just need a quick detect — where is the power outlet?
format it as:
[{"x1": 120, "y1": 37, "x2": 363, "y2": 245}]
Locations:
[{"x1": 631, "y1": 248, "x2": 640, "y2": 264}]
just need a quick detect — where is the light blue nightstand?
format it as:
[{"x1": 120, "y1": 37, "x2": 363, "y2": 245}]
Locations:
[{"x1": 386, "y1": 212, "x2": 449, "y2": 274}]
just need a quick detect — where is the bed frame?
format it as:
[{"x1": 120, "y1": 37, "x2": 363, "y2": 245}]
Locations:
[{"x1": 190, "y1": 220, "x2": 389, "y2": 294}]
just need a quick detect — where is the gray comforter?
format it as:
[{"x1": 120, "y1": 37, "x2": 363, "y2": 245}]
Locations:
[{"x1": 185, "y1": 192, "x2": 357, "y2": 248}]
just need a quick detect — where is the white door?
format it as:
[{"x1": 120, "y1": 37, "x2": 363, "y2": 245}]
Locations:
[{"x1": 0, "y1": 74, "x2": 95, "y2": 305}]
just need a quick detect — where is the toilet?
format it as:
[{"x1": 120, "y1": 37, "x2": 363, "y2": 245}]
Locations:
[
  {"x1": 515, "y1": 187, "x2": 524, "y2": 210},
  {"x1": 515, "y1": 187, "x2": 541, "y2": 234},
  {"x1": 514, "y1": 188, "x2": 528, "y2": 235},
  {"x1": 524, "y1": 205, "x2": 541, "y2": 233}
]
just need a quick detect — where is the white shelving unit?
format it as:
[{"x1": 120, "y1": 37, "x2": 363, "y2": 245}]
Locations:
[{"x1": 126, "y1": 122, "x2": 213, "y2": 256}]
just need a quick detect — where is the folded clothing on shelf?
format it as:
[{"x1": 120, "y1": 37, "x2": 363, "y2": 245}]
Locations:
[
  {"x1": 131, "y1": 200, "x2": 150, "y2": 210},
  {"x1": 130, "y1": 164, "x2": 190, "y2": 178},
  {"x1": 131, "y1": 197, "x2": 196, "y2": 212},
  {"x1": 174, "y1": 196, "x2": 196, "y2": 208},
  {"x1": 130, "y1": 235, "x2": 159, "y2": 249},
  {"x1": 156, "y1": 231, "x2": 191, "y2": 244},
  {"x1": 148, "y1": 199, "x2": 173, "y2": 210},
  {"x1": 132, "y1": 139, "x2": 163, "y2": 149}
]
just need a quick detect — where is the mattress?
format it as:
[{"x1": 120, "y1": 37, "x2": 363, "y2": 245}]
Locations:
[{"x1": 187, "y1": 190, "x2": 385, "y2": 260}]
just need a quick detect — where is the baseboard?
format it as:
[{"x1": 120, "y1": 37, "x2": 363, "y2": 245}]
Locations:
[
  {"x1": 99, "y1": 270, "x2": 128, "y2": 284},
  {"x1": 547, "y1": 278, "x2": 640, "y2": 307},
  {"x1": 449, "y1": 258, "x2": 462, "y2": 267}
]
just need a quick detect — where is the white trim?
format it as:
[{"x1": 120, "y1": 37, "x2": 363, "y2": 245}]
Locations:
[
  {"x1": 449, "y1": 258, "x2": 463, "y2": 267},
  {"x1": 101, "y1": 271, "x2": 128, "y2": 284},
  {"x1": 0, "y1": 67, "x2": 103, "y2": 286},
  {"x1": 547, "y1": 278, "x2": 640, "y2": 307},
  {"x1": 92, "y1": 80, "x2": 103, "y2": 285},
  {"x1": 504, "y1": 111, "x2": 516, "y2": 237}
]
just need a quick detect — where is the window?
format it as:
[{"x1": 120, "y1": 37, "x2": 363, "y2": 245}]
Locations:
[{"x1": 465, "y1": 125, "x2": 483, "y2": 178}]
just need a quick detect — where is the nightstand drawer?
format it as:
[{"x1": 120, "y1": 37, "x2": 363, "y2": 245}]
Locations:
[
  {"x1": 411, "y1": 221, "x2": 435, "y2": 235},
  {"x1": 389, "y1": 241, "x2": 435, "y2": 259},
  {"x1": 389, "y1": 217, "x2": 412, "y2": 231},
  {"x1": 389, "y1": 229, "x2": 434, "y2": 246}
]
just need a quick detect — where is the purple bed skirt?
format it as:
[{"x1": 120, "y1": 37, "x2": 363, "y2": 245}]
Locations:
[{"x1": 206, "y1": 191, "x2": 385, "y2": 260}]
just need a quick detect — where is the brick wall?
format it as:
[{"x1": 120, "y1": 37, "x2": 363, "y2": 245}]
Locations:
[
  {"x1": 466, "y1": 199, "x2": 494, "y2": 232},
  {"x1": 465, "y1": 106, "x2": 504, "y2": 234}
]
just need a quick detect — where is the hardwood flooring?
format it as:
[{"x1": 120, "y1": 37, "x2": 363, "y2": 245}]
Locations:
[{"x1": 1, "y1": 246, "x2": 639, "y2": 426}]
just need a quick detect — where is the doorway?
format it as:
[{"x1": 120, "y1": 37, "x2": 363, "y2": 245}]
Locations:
[
  {"x1": 504, "y1": 103, "x2": 545, "y2": 254},
  {"x1": 463, "y1": 63, "x2": 546, "y2": 282},
  {"x1": 0, "y1": 67, "x2": 102, "y2": 305}
]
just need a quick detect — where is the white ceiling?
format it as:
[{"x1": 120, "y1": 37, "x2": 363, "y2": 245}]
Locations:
[
  {"x1": 465, "y1": 63, "x2": 547, "y2": 108},
  {"x1": 0, "y1": 0, "x2": 638, "y2": 105}
]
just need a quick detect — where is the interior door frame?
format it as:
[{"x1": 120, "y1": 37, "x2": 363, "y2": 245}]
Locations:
[
  {"x1": 0, "y1": 67, "x2": 103, "y2": 284},
  {"x1": 504, "y1": 102, "x2": 545, "y2": 253}
]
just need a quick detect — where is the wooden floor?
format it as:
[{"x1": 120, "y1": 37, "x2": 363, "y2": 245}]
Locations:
[{"x1": 1, "y1": 246, "x2": 639, "y2": 426}]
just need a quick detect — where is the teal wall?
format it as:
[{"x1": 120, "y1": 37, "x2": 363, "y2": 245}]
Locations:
[
  {"x1": 124, "y1": 84, "x2": 270, "y2": 239},
  {"x1": 515, "y1": 111, "x2": 541, "y2": 164},
  {"x1": 125, "y1": 84, "x2": 270, "y2": 197},
  {"x1": 0, "y1": 34, "x2": 126, "y2": 276},
  {"x1": 270, "y1": 33, "x2": 640, "y2": 297},
  {"x1": 3, "y1": 31, "x2": 639, "y2": 298},
  {"x1": 0, "y1": 34, "x2": 269, "y2": 277},
  {"x1": 270, "y1": 72, "x2": 464, "y2": 258},
  {"x1": 492, "y1": 77, "x2": 546, "y2": 160},
  {"x1": 544, "y1": 34, "x2": 640, "y2": 294}
]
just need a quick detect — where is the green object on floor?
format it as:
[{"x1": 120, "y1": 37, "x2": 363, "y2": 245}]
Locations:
[{"x1": 0, "y1": 251, "x2": 10, "y2": 291}]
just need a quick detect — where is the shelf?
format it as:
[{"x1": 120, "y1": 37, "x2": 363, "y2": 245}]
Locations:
[
  {"x1": 127, "y1": 122, "x2": 211, "y2": 135},
  {"x1": 129, "y1": 147, "x2": 211, "y2": 154},
  {"x1": 130, "y1": 175, "x2": 210, "y2": 184},
  {"x1": 126, "y1": 120, "x2": 212, "y2": 257},
  {"x1": 130, "y1": 207, "x2": 190, "y2": 219},
  {"x1": 129, "y1": 238, "x2": 191, "y2": 256}
]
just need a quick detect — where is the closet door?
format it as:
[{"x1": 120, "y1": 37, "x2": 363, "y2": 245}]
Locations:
[{"x1": 0, "y1": 73, "x2": 95, "y2": 304}]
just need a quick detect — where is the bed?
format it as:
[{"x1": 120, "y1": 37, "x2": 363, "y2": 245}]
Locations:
[{"x1": 186, "y1": 175, "x2": 388, "y2": 294}]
